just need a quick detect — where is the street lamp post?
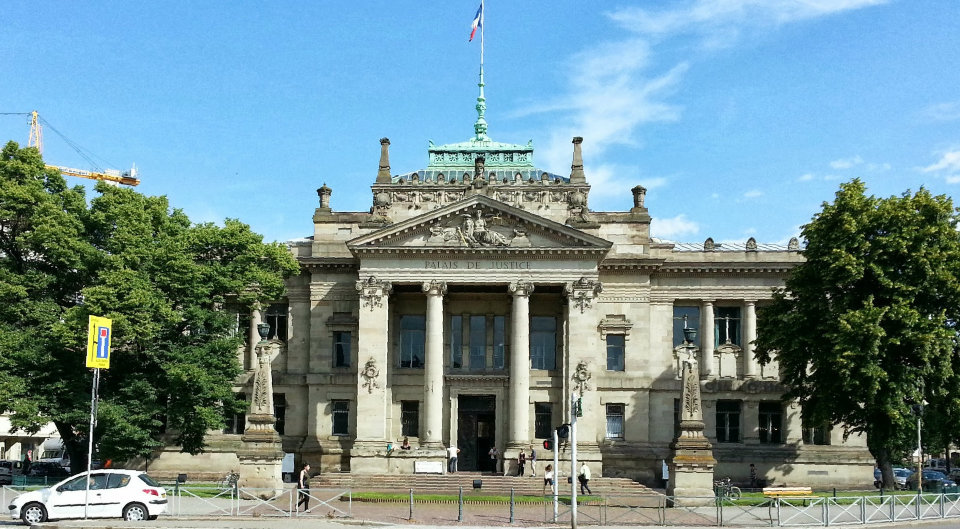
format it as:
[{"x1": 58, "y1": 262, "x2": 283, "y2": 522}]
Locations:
[{"x1": 911, "y1": 403, "x2": 924, "y2": 494}]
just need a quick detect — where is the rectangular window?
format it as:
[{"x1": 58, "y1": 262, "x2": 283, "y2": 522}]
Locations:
[
  {"x1": 606, "y1": 404, "x2": 625, "y2": 440},
  {"x1": 802, "y1": 414, "x2": 831, "y2": 445},
  {"x1": 273, "y1": 393, "x2": 286, "y2": 435},
  {"x1": 715, "y1": 400, "x2": 741, "y2": 443},
  {"x1": 493, "y1": 316, "x2": 506, "y2": 369},
  {"x1": 534, "y1": 402, "x2": 552, "y2": 439},
  {"x1": 332, "y1": 400, "x2": 349, "y2": 436},
  {"x1": 333, "y1": 331, "x2": 351, "y2": 367},
  {"x1": 759, "y1": 401, "x2": 783, "y2": 444},
  {"x1": 673, "y1": 306, "x2": 700, "y2": 347},
  {"x1": 715, "y1": 307, "x2": 741, "y2": 346},
  {"x1": 606, "y1": 334, "x2": 625, "y2": 371},
  {"x1": 223, "y1": 392, "x2": 246, "y2": 434},
  {"x1": 450, "y1": 315, "x2": 463, "y2": 368},
  {"x1": 401, "y1": 401, "x2": 419, "y2": 438},
  {"x1": 530, "y1": 316, "x2": 557, "y2": 370},
  {"x1": 265, "y1": 303, "x2": 288, "y2": 341},
  {"x1": 469, "y1": 315, "x2": 487, "y2": 370},
  {"x1": 400, "y1": 315, "x2": 425, "y2": 368}
]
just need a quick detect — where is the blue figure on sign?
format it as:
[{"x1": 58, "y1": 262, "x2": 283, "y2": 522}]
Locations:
[{"x1": 97, "y1": 327, "x2": 110, "y2": 358}]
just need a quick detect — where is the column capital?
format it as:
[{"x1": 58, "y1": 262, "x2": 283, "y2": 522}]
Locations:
[
  {"x1": 508, "y1": 280, "x2": 535, "y2": 297},
  {"x1": 356, "y1": 276, "x2": 392, "y2": 311},
  {"x1": 744, "y1": 299, "x2": 758, "y2": 306},
  {"x1": 421, "y1": 280, "x2": 448, "y2": 297}
]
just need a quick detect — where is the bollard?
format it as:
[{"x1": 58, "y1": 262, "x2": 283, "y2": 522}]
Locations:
[
  {"x1": 510, "y1": 488, "x2": 515, "y2": 523},
  {"x1": 409, "y1": 488, "x2": 414, "y2": 520},
  {"x1": 833, "y1": 487, "x2": 837, "y2": 498},
  {"x1": 458, "y1": 486, "x2": 463, "y2": 522}
]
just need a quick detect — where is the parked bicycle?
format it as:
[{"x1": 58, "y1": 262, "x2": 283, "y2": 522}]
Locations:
[
  {"x1": 219, "y1": 471, "x2": 240, "y2": 491},
  {"x1": 714, "y1": 477, "x2": 742, "y2": 501}
]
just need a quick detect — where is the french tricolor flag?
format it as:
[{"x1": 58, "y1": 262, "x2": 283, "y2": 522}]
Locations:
[{"x1": 469, "y1": 1, "x2": 483, "y2": 42}]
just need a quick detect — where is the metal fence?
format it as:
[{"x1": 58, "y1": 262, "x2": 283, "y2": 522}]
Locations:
[{"x1": 4, "y1": 484, "x2": 960, "y2": 526}]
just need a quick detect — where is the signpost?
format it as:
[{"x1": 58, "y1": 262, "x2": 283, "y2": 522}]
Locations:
[{"x1": 84, "y1": 316, "x2": 112, "y2": 519}]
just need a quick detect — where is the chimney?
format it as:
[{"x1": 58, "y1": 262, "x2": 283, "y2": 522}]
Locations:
[
  {"x1": 317, "y1": 183, "x2": 332, "y2": 210},
  {"x1": 376, "y1": 138, "x2": 391, "y2": 183},
  {"x1": 570, "y1": 137, "x2": 586, "y2": 183}
]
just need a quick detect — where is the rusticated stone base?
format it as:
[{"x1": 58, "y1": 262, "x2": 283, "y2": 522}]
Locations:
[{"x1": 237, "y1": 441, "x2": 284, "y2": 498}]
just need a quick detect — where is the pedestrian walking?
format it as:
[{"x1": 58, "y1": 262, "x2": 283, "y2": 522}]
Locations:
[
  {"x1": 749, "y1": 463, "x2": 758, "y2": 488},
  {"x1": 543, "y1": 464, "x2": 554, "y2": 494},
  {"x1": 578, "y1": 461, "x2": 592, "y2": 495},
  {"x1": 297, "y1": 463, "x2": 311, "y2": 512}
]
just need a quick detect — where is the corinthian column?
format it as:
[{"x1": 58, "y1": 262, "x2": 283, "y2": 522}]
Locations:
[
  {"x1": 422, "y1": 280, "x2": 447, "y2": 447},
  {"x1": 508, "y1": 281, "x2": 534, "y2": 447},
  {"x1": 701, "y1": 301, "x2": 715, "y2": 378},
  {"x1": 744, "y1": 300, "x2": 758, "y2": 378}
]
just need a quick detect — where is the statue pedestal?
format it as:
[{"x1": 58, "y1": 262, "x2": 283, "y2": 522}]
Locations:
[{"x1": 667, "y1": 422, "x2": 716, "y2": 506}]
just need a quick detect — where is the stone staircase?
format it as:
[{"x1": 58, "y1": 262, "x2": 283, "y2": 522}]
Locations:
[{"x1": 311, "y1": 472, "x2": 662, "y2": 496}]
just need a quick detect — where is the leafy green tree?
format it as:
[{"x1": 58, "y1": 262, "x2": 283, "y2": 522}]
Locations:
[
  {"x1": 0, "y1": 141, "x2": 300, "y2": 471},
  {"x1": 755, "y1": 180, "x2": 960, "y2": 489}
]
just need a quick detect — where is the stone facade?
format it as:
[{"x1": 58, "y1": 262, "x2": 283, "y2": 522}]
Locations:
[{"x1": 148, "y1": 128, "x2": 873, "y2": 489}]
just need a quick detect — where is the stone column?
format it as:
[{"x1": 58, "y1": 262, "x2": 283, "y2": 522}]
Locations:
[
  {"x1": 352, "y1": 276, "x2": 392, "y2": 472},
  {"x1": 744, "y1": 301, "x2": 758, "y2": 378},
  {"x1": 422, "y1": 280, "x2": 447, "y2": 447},
  {"x1": 238, "y1": 339, "x2": 284, "y2": 493},
  {"x1": 508, "y1": 281, "x2": 534, "y2": 447},
  {"x1": 248, "y1": 304, "x2": 263, "y2": 371},
  {"x1": 667, "y1": 332, "x2": 716, "y2": 505},
  {"x1": 700, "y1": 301, "x2": 715, "y2": 378}
]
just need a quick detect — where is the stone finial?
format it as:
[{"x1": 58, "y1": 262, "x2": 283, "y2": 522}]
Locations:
[
  {"x1": 788, "y1": 237, "x2": 800, "y2": 251},
  {"x1": 746, "y1": 237, "x2": 758, "y2": 251},
  {"x1": 376, "y1": 138, "x2": 391, "y2": 183},
  {"x1": 704, "y1": 238, "x2": 715, "y2": 251},
  {"x1": 317, "y1": 183, "x2": 332, "y2": 209},
  {"x1": 570, "y1": 137, "x2": 586, "y2": 183},
  {"x1": 631, "y1": 185, "x2": 647, "y2": 208}
]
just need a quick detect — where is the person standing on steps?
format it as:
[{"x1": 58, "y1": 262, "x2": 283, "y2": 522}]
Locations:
[
  {"x1": 447, "y1": 444, "x2": 460, "y2": 473},
  {"x1": 297, "y1": 463, "x2": 311, "y2": 512},
  {"x1": 518, "y1": 449, "x2": 527, "y2": 476},
  {"x1": 543, "y1": 464, "x2": 554, "y2": 494},
  {"x1": 529, "y1": 446, "x2": 537, "y2": 477}
]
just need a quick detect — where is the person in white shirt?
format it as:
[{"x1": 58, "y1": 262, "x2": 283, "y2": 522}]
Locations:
[
  {"x1": 447, "y1": 445, "x2": 460, "y2": 473},
  {"x1": 578, "y1": 461, "x2": 592, "y2": 494},
  {"x1": 543, "y1": 464, "x2": 554, "y2": 494}
]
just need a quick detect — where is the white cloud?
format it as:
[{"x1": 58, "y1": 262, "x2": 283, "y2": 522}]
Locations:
[
  {"x1": 607, "y1": 0, "x2": 889, "y2": 45},
  {"x1": 922, "y1": 150, "x2": 960, "y2": 174},
  {"x1": 743, "y1": 189, "x2": 764, "y2": 198},
  {"x1": 946, "y1": 175, "x2": 960, "y2": 184},
  {"x1": 797, "y1": 173, "x2": 815, "y2": 182},
  {"x1": 582, "y1": 163, "x2": 668, "y2": 204},
  {"x1": 921, "y1": 101, "x2": 960, "y2": 122},
  {"x1": 652, "y1": 214, "x2": 700, "y2": 239},
  {"x1": 829, "y1": 155, "x2": 863, "y2": 169}
]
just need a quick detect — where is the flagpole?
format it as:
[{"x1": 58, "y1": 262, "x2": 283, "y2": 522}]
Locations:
[{"x1": 480, "y1": 0, "x2": 485, "y2": 67}]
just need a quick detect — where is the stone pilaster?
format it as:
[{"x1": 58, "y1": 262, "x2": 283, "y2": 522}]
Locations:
[
  {"x1": 354, "y1": 276, "x2": 391, "y2": 443},
  {"x1": 743, "y1": 300, "x2": 758, "y2": 378},
  {"x1": 508, "y1": 281, "x2": 534, "y2": 448},
  {"x1": 564, "y1": 277, "x2": 603, "y2": 459},
  {"x1": 700, "y1": 301, "x2": 715, "y2": 378},
  {"x1": 422, "y1": 280, "x2": 447, "y2": 447}
]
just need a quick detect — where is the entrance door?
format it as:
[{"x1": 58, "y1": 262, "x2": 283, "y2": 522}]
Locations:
[{"x1": 457, "y1": 395, "x2": 496, "y2": 472}]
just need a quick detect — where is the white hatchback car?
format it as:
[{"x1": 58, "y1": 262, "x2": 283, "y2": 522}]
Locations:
[{"x1": 8, "y1": 469, "x2": 167, "y2": 524}]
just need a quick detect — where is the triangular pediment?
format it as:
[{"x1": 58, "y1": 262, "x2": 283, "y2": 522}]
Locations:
[{"x1": 348, "y1": 195, "x2": 611, "y2": 255}]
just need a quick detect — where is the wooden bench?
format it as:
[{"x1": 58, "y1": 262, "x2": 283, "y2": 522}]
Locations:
[{"x1": 763, "y1": 486, "x2": 814, "y2": 498}]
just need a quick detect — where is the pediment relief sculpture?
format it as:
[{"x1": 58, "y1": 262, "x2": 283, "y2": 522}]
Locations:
[{"x1": 417, "y1": 210, "x2": 546, "y2": 248}]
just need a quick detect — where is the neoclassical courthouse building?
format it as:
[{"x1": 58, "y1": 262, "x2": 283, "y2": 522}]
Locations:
[{"x1": 168, "y1": 95, "x2": 873, "y2": 488}]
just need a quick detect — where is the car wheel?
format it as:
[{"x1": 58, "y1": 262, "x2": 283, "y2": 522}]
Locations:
[
  {"x1": 21, "y1": 502, "x2": 47, "y2": 525},
  {"x1": 122, "y1": 503, "x2": 148, "y2": 521}
]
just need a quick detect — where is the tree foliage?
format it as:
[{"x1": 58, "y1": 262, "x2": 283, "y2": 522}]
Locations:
[
  {"x1": 0, "y1": 141, "x2": 300, "y2": 470},
  {"x1": 755, "y1": 179, "x2": 960, "y2": 488}
]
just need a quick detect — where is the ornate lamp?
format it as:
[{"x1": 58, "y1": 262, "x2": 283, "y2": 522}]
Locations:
[
  {"x1": 683, "y1": 327, "x2": 698, "y2": 345},
  {"x1": 257, "y1": 322, "x2": 271, "y2": 342}
]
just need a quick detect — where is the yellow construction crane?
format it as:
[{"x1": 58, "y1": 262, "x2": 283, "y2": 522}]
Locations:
[{"x1": 27, "y1": 110, "x2": 140, "y2": 187}]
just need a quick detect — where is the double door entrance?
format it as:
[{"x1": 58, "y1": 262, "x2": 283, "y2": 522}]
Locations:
[{"x1": 456, "y1": 395, "x2": 496, "y2": 472}]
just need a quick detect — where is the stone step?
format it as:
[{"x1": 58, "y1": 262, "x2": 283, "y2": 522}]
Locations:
[{"x1": 311, "y1": 473, "x2": 660, "y2": 496}]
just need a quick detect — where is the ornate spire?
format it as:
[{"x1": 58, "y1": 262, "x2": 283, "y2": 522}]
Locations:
[{"x1": 473, "y1": 67, "x2": 490, "y2": 142}]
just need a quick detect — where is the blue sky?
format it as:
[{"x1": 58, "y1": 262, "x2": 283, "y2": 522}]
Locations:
[{"x1": 2, "y1": 1, "x2": 958, "y2": 244}]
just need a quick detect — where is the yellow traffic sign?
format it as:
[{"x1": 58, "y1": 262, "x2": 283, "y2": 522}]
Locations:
[{"x1": 86, "y1": 316, "x2": 112, "y2": 369}]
